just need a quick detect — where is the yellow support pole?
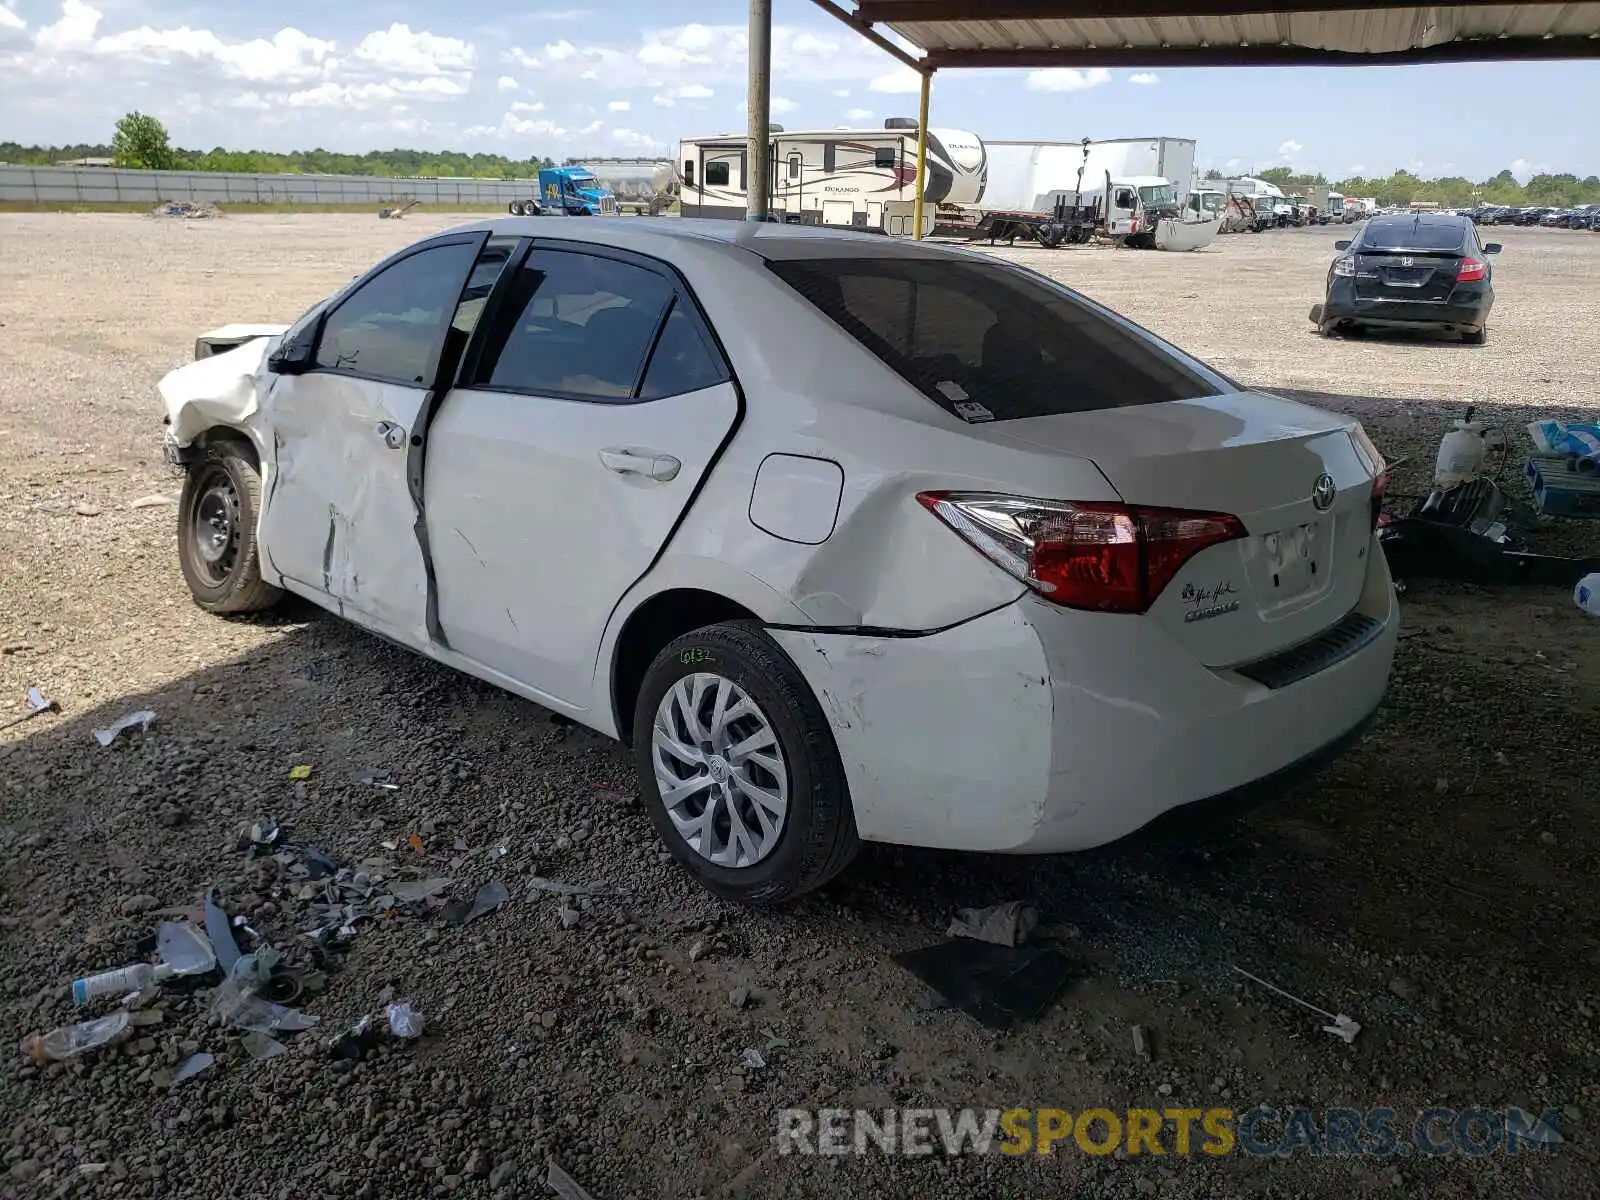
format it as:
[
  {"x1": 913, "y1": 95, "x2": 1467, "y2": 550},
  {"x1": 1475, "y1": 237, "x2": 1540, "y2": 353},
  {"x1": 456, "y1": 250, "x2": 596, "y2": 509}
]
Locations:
[{"x1": 912, "y1": 69, "x2": 931, "y2": 239}]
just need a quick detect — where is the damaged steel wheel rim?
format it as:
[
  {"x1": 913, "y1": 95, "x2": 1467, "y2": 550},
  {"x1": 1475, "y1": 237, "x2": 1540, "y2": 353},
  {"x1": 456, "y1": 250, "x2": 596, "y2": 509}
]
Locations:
[
  {"x1": 651, "y1": 673, "x2": 789, "y2": 868},
  {"x1": 191, "y1": 467, "x2": 241, "y2": 585}
]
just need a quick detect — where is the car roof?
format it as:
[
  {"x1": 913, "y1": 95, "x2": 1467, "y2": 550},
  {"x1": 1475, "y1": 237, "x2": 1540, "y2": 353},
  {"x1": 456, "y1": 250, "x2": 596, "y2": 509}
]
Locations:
[{"x1": 435, "y1": 216, "x2": 983, "y2": 263}]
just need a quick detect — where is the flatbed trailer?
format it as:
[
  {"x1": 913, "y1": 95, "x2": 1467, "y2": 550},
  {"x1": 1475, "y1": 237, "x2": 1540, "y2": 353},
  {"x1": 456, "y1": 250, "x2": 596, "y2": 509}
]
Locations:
[{"x1": 968, "y1": 200, "x2": 1102, "y2": 248}]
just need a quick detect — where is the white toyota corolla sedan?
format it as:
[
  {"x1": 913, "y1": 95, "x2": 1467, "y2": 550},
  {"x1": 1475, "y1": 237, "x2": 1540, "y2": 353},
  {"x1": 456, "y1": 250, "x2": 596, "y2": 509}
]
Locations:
[{"x1": 159, "y1": 218, "x2": 1398, "y2": 905}]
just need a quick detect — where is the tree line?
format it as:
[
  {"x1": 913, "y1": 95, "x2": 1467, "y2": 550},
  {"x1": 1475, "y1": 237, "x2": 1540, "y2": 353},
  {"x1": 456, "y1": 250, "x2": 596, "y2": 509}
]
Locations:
[
  {"x1": 0, "y1": 113, "x2": 559, "y2": 179},
  {"x1": 1202, "y1": 164, "x2": 1600, "y2": 209}
]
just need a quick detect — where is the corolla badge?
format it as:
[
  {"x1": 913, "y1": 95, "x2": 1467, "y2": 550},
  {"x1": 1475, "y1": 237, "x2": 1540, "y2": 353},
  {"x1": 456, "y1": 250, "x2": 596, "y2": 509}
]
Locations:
[
  {"x1": 1180, "y1": 580, "x2": 1240, "y2": 623},
  {"x1": 1311, "y1": 473, "x2": 1337, "y2": 511}
]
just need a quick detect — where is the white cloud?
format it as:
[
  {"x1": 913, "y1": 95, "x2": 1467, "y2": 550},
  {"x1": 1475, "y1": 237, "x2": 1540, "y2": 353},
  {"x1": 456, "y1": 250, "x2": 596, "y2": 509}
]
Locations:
[
  {"x1": 288, "y1": 82, "x2": 397, "y2": 110},
  {"x1": 844, "y1": 107, "x2": 872, "y2": 120},
  {"x1": 1224, "y1": 158, "x2": 1241, "y2": 170},
  {"x1": 1509, "y1": 157, "x2": 1549, "y2": 183},
  {"x1": 545, "y1": 39, "x2": 577, "y2": 60},
  {"x1": 532, "y1": 8, "x2": 587, "y2": 19},
  {"x1": 497, "y1": 74, "x2": 519, "y2": 91},
  {"x1": 0, "y1": 3, "x2": 27, "y2": 33},
  {"x1": 90, "y1": 25, "x2": 338, "y2": 84},
  {"x1": 611, "y1": 127, "x2": 665, "y2": 150},
  {"x1": 607, "y1": 99, "x2": 630, "y2": 112},
  {"x1": 578, "y1": 118, "x2": 603, "y2": 135},
  {"x1": 651, "y1": 82, "x2": 713, "y2": 108},
  {"x1": 466, "y1": 106, "x2": 567, "y2": 140},
  {"x1": 1128, "y1": 72, "x2": 1159, "y2": 85},
  {"x1": 226, "y1": 91, "x2": 271, "y2": 111},
  {"x1": 1025, "y1": 68, "x2": 1110, "y2": 92},
  {"x1": 509, "y1": 100, "x2": 545, "y2": 114},
  {"x1": 505, "y1": 46, "x2": 541, "y2": 68},
  {"x1": 770, "y1": 95, "x2": 796, "y2": 116},
  {"x1": 869, "y1": 66, "x2": 923, "y2": 94},
  {"x1": 1278, "y1": 139, "x2": 1303, "y2": 156},
  {"x1": 36, "y1": 0, "x2": 100, "y2": 52},
  {"x1": 353, "y1": 24, "x2": 474, "y2": 75},
  {"x1": 832, "y1": 88, "x2": 850, "y2": 98}
]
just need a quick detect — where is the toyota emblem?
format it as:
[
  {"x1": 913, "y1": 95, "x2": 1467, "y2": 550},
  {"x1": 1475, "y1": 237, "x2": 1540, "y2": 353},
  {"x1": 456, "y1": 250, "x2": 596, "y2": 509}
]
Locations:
[{"x1": 1311, "y1": 473, "x2": 1337, "y2": 511}]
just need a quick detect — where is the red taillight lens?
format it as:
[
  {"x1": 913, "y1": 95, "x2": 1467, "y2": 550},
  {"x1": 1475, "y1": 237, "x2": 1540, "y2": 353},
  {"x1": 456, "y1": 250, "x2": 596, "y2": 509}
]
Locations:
[
  {"x1": 1370, "y1": 470, "x2": 1388, "y2": 530},
  {"x1": 1456, "y1": 257, "x2": 1486, "y2": 282},
  {"x1": 1128, "y1": 217, "x2": 1141, "y2": 235},
  {"x1": 917, "y1": 492, "x2": 1246, "y2": 615}
]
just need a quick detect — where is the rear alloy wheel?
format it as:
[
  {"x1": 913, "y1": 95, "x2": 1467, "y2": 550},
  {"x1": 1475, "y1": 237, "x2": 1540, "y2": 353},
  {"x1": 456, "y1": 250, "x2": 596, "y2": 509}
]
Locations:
[
  {"x1": 508, "y1": 201, "x2": 524, "y2": 216},
  {"x1": 633, "y1": 621, "x2": 858, "y2": 906},
  {"x1": 1463, "y1": 326, "x2": 1487, "y2": 346},
  {"x1": 177, "y1": 440, "x2": 282, "y2": 614}
]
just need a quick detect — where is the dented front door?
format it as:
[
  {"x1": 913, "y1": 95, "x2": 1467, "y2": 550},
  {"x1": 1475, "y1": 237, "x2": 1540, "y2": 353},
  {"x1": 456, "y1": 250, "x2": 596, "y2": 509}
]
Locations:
[{"x1": 257, "y1": 235, "x2": 486, "y2": 646}]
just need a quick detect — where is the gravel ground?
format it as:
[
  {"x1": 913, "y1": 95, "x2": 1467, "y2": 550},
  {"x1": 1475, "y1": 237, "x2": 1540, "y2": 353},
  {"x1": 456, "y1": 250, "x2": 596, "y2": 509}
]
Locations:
[{"x1": 1, "y1": 214, "x2": 1597, "y2": 1200}]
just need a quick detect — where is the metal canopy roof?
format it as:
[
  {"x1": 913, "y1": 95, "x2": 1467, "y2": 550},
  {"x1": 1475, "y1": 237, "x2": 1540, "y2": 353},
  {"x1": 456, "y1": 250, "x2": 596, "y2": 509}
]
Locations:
[{"x1": 815, "y1": 1, "x2": 1600, "y2": 69}]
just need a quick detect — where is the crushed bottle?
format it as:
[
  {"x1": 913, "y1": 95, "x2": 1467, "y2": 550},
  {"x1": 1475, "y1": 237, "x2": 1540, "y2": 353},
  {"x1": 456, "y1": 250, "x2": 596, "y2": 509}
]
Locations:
[
  {"x1": 20, "y1": 1011, "x2": 132, "y2": 1063},
  {"x1": 385, "y1": 1002, "x2": 424, "y2": 1040},
  {"x1": 73, "y1": 922, "x2": 216, "y2": 1005}
]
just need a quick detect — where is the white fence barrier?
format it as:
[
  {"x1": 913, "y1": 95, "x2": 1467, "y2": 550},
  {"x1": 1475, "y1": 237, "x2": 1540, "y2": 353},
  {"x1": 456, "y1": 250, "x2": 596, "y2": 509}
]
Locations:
[{"x1": 0, "y1": 165, "x2": 542, "y2": 206}]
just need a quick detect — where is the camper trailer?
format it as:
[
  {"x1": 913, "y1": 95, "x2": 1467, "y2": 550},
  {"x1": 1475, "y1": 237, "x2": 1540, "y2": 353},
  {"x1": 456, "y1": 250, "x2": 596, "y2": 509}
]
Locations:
[{"x1": 677, "y1": 121, "x2": 986, "y2": 235}]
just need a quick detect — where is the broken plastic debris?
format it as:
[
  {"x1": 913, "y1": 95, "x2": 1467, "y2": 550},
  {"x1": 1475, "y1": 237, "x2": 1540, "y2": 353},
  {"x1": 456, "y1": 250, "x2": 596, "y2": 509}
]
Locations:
[
  {"x1": 947, "y1": 901, "x2": 1039, "y2": 948},
  {"x1": 356, "y1": 770, "x2": 399, "y2": 790},
  {"x1": 211, "y1": 975, "x2": 319, "y2": 1035},
  {"x1": 894, "y1": 940, "x2": 1072, "y2": 1031},
  {"x1": 386, "y1": 1002, "x2": 424, "y2": 1040},
  {"x1": 1231, "y1": 965, "x2": 1361, "y2": 1045},
  {"x1": 389, "y1": 877, "x2": 453, "y2": 905},
  {"x1": 526, "y1": 876, "x2": 612, "y2": 898},
  {"x1": 21, "y1": 1011, "x2": 132, "y2": 1063},
  {"x1": 444, "y1": 880, "x2": 509, "y2": 925},
  {"x1": 242, "y1": 818, "x2": 282, "y2": 849},
  {"x1": 240, "y1": 1032, "x2": 288, "y2": 1060},
  {"x1": 157, "y1": 921, "x2": 217, "y2": 976},
  {"x1": 328, "y1": 1013, "x2": 378, "y2": 1060},
  {"x1": 408, "y1": 832, "x2": 424, "y2": 853},
  {"x1": 740, "y1": 1048, "x2": 765, "y2": 1069},
  {"x1": 1, "y1": 687, "x2": 59, "y2": 731},
  {"x1": 92, "y1": 710, "x2": 156, "y2": 747},
  {"x1": 204, "y1": 890, "x2": 242, "y2": 974},
  {"x1": 545, "y1": 1160, "x2": 598, "y2": 1200},
  {"x1": 170, "y1": 1051, "x2": 214, "y2": 1087},
  {"x1": 288, "y1": 764, "x2": 313, "y2": 781},
  {"x1": 1132, "y1": 1025, "x2": 1151, "y2": 1060}
]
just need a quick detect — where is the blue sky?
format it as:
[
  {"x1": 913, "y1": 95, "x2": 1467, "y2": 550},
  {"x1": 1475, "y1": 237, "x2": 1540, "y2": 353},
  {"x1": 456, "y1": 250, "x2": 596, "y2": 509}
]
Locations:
[{"x1": 2, "y1": 0, "x2": 1597, "y2": 181}]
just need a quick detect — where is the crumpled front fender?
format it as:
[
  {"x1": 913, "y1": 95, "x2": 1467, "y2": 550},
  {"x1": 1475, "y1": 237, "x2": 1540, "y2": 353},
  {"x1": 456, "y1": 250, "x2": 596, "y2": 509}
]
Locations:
[{"x1": 158, "y1": 330, "x2": 282, "y2": 447}]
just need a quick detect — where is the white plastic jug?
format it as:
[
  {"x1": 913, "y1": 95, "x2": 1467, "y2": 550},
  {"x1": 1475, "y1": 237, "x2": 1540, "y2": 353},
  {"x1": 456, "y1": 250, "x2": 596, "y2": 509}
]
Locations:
[
  {"x1": 1435, "y1": 414, "x2": 1505, "y2": 489},
  {"x1": 1577, "y1": 573, "x2": 1600, "y2": 617}
]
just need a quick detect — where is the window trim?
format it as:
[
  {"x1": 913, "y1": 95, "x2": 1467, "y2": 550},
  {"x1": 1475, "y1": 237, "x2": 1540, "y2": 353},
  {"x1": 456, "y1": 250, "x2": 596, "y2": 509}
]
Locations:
[
  {"x1": 456, "y1": 238, "x2": 731, "y2": 407},
  {"x1": 308, "y1": 231, "x2": 489, "y2": 389},
  {"x1": 872, "y1": 146, "x2": 897, "y2": 170},
  {"x1": 704, "y1": 159, "x2": 732, "y2": 188}
]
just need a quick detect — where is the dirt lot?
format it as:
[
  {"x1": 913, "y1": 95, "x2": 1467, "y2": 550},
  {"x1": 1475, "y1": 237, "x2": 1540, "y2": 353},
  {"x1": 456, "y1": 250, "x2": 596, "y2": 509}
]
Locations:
[{"x1": 1, "y1": 214, "x2": 1597, "y2": 1200}]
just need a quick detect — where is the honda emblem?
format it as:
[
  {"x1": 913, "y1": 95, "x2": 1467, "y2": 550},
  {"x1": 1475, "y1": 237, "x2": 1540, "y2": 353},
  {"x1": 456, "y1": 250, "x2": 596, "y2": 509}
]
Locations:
[{"x1": 1399, "y1": 257, "x2": 1414, "y2": 267}]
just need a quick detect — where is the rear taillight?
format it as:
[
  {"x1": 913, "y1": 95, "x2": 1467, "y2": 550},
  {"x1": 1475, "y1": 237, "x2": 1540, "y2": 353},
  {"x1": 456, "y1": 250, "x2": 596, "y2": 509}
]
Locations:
[
  {"x1": 917, "y1": 492, "x2": 1246, "y2": 615},
  {"x1": 1457, "y1": 257, "x2": 1486, "y2": 282},
  {"x1": 1370, "y1": 470, "x2": 1388, "y2": 530}
]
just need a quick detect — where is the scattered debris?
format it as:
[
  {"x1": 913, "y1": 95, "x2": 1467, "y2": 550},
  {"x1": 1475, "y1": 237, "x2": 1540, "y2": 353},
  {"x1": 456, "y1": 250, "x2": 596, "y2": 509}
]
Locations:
[
  {"x1": 688, "y1": 939, "x2": 708, "y2": 963},
  {"x1": 1132, "y1": 1024, "x2": 1151, "y2": 1060},
  {"x1": 894, "y1": 940, "x2": 1072, "y2": 1031},
  {"x1": 92, "y1": 709, "x2": 155, "y2": 746},
  {"x1": 389, "y1": 877, "x2": 453, "y2": 904},
  {"x1": 240, "y1": 1032, "x2": 287, "y2": 1060},
  {"x1": 73, "y1": 921, "x2": 216, "y2": 1004},
  {"x1": 526, "y1": 876, "x2": 614, "y2": 898},
  {"x1": 1577, "y1": 573, "x2": 1599, "y2": 616},
  {"x1": 443, "y1": 880, "x2": 509, "y2": 925},
  {"x1": 170, "y1": 1051, "x2": 214, "y2": 1088},
  {"x1": 740, "y1": 1048, "x2": 765, "y2": 1069},
  {"x1": 327, "y1": 1014, "x2": 379, "y2": 1061},
  {"x1": 240, "y1": 818, "x2": 283, "y2": 851},
  {"x1": 545, "y1": 1159, "x2": 599, "y2": 1200},
  {"x1": 408, "y1": 832, "x2": 424, "y2": 853},
  {"x1": 288, "y1": 764, "x2": 314, "y2": 781},
  {"x1": 356, "y1": 769, "x2": 399, "y2": 790},
  {"x1": 1231, "y1": 965, "x2": 1362, "y2": 1044},
  {"x1": 21, "y1": 1011, "x2": 132, "y2": 1063},
  {"x1": 203, "y1": 890, "x2": 243, "y2": 973},
  {"x1": 947, "y1": 900, "x2": 1039, "y2": 947},
  {"x1": 153, "y1": 200, "x2": 222, "y2": 219},
  {"x1": 728, "y1": 983, "x2": 754, "y2": 1010},
  {"x1": 0, "y1": 686, "x2": 58, "y2": 731},
  {"x1": 75, "y1": 503, "x2": 102, "y2": 517},
  {"x1": 377, "y1": 200, "x2": 421, "y2": 220},
  {"x1": 557, "y1": 901, "x2": 581, "y2": 930},
  {"x1": 129, "y1": 494, "x2": 175, "y2": 509},
  {"x1": 385, "y1": 1002, "x2": 424, "y2": 1040}
]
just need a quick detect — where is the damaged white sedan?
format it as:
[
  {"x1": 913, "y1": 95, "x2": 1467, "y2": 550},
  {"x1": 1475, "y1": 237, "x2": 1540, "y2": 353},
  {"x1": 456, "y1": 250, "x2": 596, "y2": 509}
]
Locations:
[{"x1": 159, "y1": 219, "x2": 1398, "y2": 904}]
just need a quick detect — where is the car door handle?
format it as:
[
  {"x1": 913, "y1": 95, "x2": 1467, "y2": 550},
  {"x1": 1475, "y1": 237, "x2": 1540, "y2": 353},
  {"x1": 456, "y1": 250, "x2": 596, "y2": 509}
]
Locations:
[
  {"x1": 375, "y1": 421, "x2": 406, "y2": 450},
  {"x1": 599, "y1": 447, "x2": 681, "y2": 482}
]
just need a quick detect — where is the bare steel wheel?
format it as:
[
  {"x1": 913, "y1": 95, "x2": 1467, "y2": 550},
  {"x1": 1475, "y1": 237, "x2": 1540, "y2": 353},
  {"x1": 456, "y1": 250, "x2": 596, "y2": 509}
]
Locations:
[
  {"x1": 177, "y1": 439, "x2": 282, "y2": 614},
  {"x1": 633, "y1": 621, "x2": 858, "y2": 905},
  {"x1": 652, "y1": 673, "x2": 790, "y2": 868}
]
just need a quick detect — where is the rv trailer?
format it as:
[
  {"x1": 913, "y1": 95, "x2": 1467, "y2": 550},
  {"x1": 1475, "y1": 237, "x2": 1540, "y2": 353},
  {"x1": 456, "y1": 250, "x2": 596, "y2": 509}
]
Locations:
[{"x1": 677, "y1": 121, "x2": 986, "y2": 235}]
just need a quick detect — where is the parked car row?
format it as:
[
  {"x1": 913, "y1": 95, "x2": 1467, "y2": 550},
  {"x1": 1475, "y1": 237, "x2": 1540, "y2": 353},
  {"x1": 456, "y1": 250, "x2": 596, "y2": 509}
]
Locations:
[{"x1": 1469, "y1": 203, "x2": 1600, "y2": 229}]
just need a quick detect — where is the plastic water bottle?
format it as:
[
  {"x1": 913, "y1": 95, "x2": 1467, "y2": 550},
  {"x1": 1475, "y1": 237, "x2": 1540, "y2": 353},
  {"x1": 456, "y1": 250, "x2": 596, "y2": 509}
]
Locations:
[
  {"x1": 72, "y1": 962, "x2": 174, "y2": 1005},
  {"x1": 19, "y1": 1011, "x2": 132, "y2": 1063},
  {"x1": 1577, "y1": 573, "x2": 1600, "y2": 617}
]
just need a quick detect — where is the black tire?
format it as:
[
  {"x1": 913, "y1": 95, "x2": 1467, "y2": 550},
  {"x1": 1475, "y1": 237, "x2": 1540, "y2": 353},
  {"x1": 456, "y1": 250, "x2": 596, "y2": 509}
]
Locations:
[
  {"x1": 508, "y1": 201, "x2": 524, "y2": 216},
  {"x1": 632, "y1": 620, "x2": 859, "y2": 906},
  {"x1": 177, "y1": 439, "x2": 282, "y2": 614},
  {"x1": 1463, "y1": 326, "x2": 1487, "y2": 346}
]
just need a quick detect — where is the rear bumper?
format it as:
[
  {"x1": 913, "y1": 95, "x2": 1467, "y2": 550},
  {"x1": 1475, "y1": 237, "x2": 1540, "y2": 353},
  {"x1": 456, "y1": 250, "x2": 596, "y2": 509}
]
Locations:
[
  {"x1": 770, "y1": 538, "x2": 1399, "y2": 854},
  {"x1": 1324, "y1": 279, "x2": 1492, "y2": 328}
]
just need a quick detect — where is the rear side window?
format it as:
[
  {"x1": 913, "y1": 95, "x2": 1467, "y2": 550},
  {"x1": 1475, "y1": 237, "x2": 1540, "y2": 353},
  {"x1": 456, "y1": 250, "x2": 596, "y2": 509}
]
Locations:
[
  {"x1": 1361, "y1": 221, "x2": 1467, "y2": 251},
  {"x1": 767, "y1": 257, "x2": 1231, "y2": 421},
  {"x1": 639, "y1": 301, "x2": 728, "y2": 399},
  {"x1": 471, "y1": 249, "x2": 673, "y2": 400}
]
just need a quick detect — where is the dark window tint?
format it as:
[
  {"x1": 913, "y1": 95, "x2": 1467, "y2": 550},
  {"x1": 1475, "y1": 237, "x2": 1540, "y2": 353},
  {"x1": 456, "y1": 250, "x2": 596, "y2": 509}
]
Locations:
[
  {"x1": 873, "y1": 147, "x2": 897, "y2": 169},
  {"x1": 683, "y1": 160, "x2": 695, "y2": 186},
  {"x1": 767, "y1": 256, "x2": 1231, "y2": 421},
  {"x1": 823, "y1": 143, "x2": 837, "y2": 173},
  {"x1": 640, "y1": 301, "x2": 728, "y2": 399},
  {"x1": 316, "y1": 241, "x2": 480, "y2": 384},
  {"x1": 473, "y1": 249, "x2": 672, "y2": 400},
  {"x1": 451, "y1": 237, "x2": 517, "y2": 336},
  {"x1": 705, "y1": 161, "x2": 730, "y2": 187},
  {"x1": 788, "y1": 154, "x2": 802, "y2": 180},
  {"x1": 1360, "y1": 220, "x2": 1467, "y2": 251}
]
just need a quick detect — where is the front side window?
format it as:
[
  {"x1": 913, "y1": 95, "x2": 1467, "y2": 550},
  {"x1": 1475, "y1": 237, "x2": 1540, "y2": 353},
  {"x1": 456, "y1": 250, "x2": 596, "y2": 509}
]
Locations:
[
  {"x1": 315, "y1": 240, "x2": 480, "y2": 385},
  {"x1": 472, "y1": 249, "x2": 674, "y2": 400},
  {"x1": 1139, "y1": 184, "x2": 1177, "y2": 207},
  {"x1": 768, "y1": 256, "x2": 1231, "y2": 421},
  {"x1": 1114, "y1": 188, "x2": 1137, "y2": 210}
]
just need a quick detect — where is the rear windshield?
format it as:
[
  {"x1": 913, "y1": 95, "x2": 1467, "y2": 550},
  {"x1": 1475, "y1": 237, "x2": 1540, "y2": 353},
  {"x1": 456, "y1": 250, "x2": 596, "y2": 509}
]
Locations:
[
  {"x1": 1361, "y1": 221, "x2": 1466, "y2": 251},
  {"x1": 765, "y1": 257, "x2": 1232, "y2": 422}
]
